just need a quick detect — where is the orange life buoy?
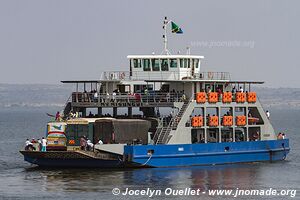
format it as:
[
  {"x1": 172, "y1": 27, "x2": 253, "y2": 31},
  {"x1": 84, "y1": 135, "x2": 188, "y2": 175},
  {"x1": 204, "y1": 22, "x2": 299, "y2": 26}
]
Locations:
[
  {"x1": 196, "y1": 92, "x2": 206, "y2": 103},
  {"x1": 208, "y1": 92, "x2": 218, "y2": 103}
]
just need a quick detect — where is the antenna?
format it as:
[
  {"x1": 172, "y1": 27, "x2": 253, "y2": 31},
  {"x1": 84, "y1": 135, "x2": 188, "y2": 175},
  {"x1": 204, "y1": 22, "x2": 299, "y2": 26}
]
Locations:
[
  {"x1": 186, "y1": 47, "x2": 191, "y2": 55},
  {"x1": 162, "y1": 16, "x2": 171, "y2": 55}
]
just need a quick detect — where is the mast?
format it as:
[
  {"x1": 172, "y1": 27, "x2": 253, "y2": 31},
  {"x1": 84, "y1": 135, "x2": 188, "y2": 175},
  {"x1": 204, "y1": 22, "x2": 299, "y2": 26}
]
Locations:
[{"x1": 162, "y1": 16, "x2": 171, "y2": 55}]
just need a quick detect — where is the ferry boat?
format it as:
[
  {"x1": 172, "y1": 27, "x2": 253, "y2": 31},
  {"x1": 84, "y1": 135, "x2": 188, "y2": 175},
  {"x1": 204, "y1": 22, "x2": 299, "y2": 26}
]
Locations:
[{"x1": 20, "y1": 17, "x2": 289, "y2": 168}]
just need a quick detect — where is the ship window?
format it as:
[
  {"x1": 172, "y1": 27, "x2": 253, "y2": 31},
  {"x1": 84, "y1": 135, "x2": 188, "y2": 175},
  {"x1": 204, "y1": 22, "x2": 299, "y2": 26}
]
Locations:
[
  {"x1": 151, "y1": 59, "x2": 160, "y2": 71},
  {"x1": 161, "y1": 59, "x2": 169, "y2": 71},
  {"x1": 133, "y1": 59, "x2": 141, "y2": 68},
  {"x1": 180, "y1": 59, "x2": 189, "y2": 68},
  {"x1": 221, "y1": 128, "x2": 233, "y2": 142},
  {"x1": 143, "y1": 59, "x2": 151, "y2": 71},
  {"x1": 194, "y1": 59, "x2": 199, "y2": 68},
  {"x1": 185, "y1": 59, "x2": 190, "y2": 68},
  {"x1": 66, "y1": 124, "x2": 88, "y2": 146},
  {"x1": 170, "y1": 59, "x2": 177, "y2": 68},
  {"x1": 180, "y1": 59, "x2": 184, "y2": 68}
]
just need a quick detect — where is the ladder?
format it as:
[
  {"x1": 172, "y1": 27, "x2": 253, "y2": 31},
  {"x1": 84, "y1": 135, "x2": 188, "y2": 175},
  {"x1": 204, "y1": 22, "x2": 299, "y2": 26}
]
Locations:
[{"x1": 154, "y1": 100, "x2": 190, "y2": 144}]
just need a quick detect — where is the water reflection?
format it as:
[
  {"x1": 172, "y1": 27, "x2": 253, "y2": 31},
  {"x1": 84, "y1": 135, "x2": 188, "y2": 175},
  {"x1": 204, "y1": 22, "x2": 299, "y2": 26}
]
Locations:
[{"x1": 26, "y1": 163, "x2": 260, "y2": 194}]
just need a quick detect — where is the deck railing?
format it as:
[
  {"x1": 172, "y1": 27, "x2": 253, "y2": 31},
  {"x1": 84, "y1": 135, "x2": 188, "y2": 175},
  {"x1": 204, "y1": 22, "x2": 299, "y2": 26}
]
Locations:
[
  {"x1": 71, "y1": 92, "x2": 187, "y2": 105},
  {"x1": 196, "y1": 72, "x2": 231, "y2": 80}
]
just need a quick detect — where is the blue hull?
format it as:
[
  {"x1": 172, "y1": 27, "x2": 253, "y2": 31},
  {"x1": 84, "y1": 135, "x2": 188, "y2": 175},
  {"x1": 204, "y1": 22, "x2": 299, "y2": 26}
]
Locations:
[
  {"x1": 124, "y1": 139, "x2": 290, "y2": 168},
  {"x1": 22, "y1": 139, "x2": 289, "y2": 168}
]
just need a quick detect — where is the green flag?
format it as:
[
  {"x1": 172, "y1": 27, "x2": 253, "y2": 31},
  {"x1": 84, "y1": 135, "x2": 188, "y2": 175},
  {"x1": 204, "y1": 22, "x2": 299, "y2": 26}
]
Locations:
[{"x1": 171, "y1": 21, "x2": 183, "y2": 34}]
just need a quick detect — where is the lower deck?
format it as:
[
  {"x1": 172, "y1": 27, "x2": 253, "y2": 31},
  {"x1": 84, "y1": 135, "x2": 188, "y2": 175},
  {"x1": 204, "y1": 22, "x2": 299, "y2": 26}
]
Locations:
[{"x1": 21, "y1": 139, "x2": 289, "y2": 168}]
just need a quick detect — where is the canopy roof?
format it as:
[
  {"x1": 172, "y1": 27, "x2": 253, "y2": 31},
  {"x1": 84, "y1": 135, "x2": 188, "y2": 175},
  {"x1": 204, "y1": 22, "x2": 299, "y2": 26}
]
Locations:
[{"x1": 127, "y1": 55, "x2": 204, "y2": 59}]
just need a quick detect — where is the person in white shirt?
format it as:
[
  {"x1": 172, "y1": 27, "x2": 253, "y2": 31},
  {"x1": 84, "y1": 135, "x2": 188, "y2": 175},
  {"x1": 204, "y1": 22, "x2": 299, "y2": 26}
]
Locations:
[
  {"x1": 87, "y1": 139, "x2": 94, "y2": 151},
  {"x1": 94, "y1": 92, "x2": 98, "y2": 102},
  {"x1": 239, "y1": 87, "x2": 244, "y2": 93},
  {"x1": 25, "y1": 138, "x2": 36, "y2": 151},
  {"x1": 266, "y1": 110, "x2": 270, "y2": 119},
  {"x1": 112, "y1": 92, "x2": 116, "y2": 102},
  {"x1": 98, "y1": 139, "x2": 103, "y2": 145},
  {"x1": 25, "y1": 139, "x2": 31, "y2": 146},
  {"x1": 41, "y1": 137, "x2": 47, "y2": 152},
  {"x1": 25, "y1": 139, "x2": 32, "y2": 150}
]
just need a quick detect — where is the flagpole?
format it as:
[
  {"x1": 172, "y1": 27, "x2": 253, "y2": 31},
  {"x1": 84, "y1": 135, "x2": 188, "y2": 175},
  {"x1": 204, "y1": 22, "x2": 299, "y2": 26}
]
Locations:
[{"x1": 162, "y1": 16, "x2": 171, "y2": 55}]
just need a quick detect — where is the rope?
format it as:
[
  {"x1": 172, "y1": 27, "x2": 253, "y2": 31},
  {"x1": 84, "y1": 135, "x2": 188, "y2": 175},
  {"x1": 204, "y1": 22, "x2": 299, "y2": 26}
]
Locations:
[
  {"x1": 141, "y1": 154, "x2": 153, "y2": 166},
  {"x1": 282, "y1": 143, "x2": 287, "y2": 160}
]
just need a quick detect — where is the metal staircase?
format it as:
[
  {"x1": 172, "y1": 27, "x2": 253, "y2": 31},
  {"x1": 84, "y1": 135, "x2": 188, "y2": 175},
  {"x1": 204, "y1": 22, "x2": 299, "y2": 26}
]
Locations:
[{"x1": 154, "y1": 100, "x2": 190, "y2": 144}]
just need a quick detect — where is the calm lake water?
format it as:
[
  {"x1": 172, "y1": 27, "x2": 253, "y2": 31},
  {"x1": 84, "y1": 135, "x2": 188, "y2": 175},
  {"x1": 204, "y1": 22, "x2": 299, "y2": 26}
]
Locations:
[{"x1": 0, "y1": 108, "x2": 299, "y2": 200}]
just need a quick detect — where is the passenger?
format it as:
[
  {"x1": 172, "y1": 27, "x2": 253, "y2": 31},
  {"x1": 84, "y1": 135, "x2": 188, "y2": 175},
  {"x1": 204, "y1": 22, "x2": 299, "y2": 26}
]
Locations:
[
  {"x1": 144, "y1": 87, "x2": 148, "y2": 96},
  {"x1": 86, "y1": 139, "x2": 94, "y2": 151},
  {"x1": 231, "y1": 86, "x2": 236, "y2": 93},
  {"x1": 70, "y1": 110, "x2": 76, "y2": 119},
  {"x1": 175, "y1": 91, "x2": 179, "y2": 101},
  {"x1": 88, "y1": 111, "x2": 93, "y2": 117},
  {"x1": 112, "y1": 91, "x2": 116, "y2": 102},
  {"x1": 106, "y1": 92, "x2": 110, "y2": 103},
  {"x1": 98, "y1": 139, "x2": 104, "y2": 145},
  {"x1": 94, "y1": 91, "x2": 98, "y2": 102},
  {"x1": 181, "y1": 93, "x2": 186, "y2": 102},
  {"x1": 253, "y1": 131, "x2": 260, "y2": 141},
  {"x1": 282, "y1": 133, "x2": 286, "y2": 139},
  {"x1": 266, "y1": 110, "x2": 270, "y2": 119},
  {"x1": 200, "y1": 137, "x2": 205, "y2": 143},
  {"x1": 277, "y1": 132, "x2": 283, "y2": 140},
  {"x1": 217, "y1": 88, "x2": 222, "y2": 100},
  {"x1": 207, "y1": 86, "x2": 212, "y2": 93},
  {"x1": 25, "y1": 139, "x2": 33, "y2": 151},
  {"x1": 37, "y1": 139, "x2": 42, "y2": 151},
  {"x1": 83, "y1": 90, "x2": 88, "y2": 102},
  {"x1": 207, "y1": 114, "x2": 210, "y2": 126},
  {"x1": 41, "y1": 137, "x2": 47, "y2": 152},
  {"x1": 31, "y1": 138, "x2": 36, "y2": 143},
  {"x1": 192, "y1": 136, "x2": 198, "y2": 144},
  {"x1": 166, "y1": 92, "x2": 170, "y2": 102},
  {"x1": 156, "y1": 109, "x2": 160, "y2": 117},
  {"x1": 55, "y1": 111, "x2": 61, "y2": 121},
  {"x1": 239, "y1": 87, "x2": 244, "y2": 93},
  {"x1": 80, "y1": 136, "x2": 87, "y2": 150}
]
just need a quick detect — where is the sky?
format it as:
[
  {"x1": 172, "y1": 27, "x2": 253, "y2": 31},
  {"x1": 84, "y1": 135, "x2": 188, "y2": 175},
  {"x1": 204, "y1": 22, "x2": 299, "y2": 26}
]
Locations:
[{"x1": 0, "y1": 0, "x2": 299, "y2": 87}]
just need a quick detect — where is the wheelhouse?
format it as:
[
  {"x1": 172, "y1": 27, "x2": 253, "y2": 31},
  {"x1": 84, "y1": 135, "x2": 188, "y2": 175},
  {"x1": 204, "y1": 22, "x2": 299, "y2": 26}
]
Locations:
[{"x1": 128, "y1": 55, "x2": 204, "y2": 80}]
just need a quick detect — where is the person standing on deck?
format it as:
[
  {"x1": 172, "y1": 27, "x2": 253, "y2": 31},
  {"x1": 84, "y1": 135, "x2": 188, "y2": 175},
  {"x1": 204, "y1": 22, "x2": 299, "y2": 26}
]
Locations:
[
  {"x1": 93, "y1": 91, "x2": 98, "y2": 102},
  {"x1": 239, "y1": 86, "x2": 244, "y2": 93},
  {"x1": 41, "y1": 137, "x2": 47, "y2": 152},
  {"x1": 112, "y1": 91, "x2": 116, "y2": 103},
  {"x1": 266, "y1": 110, "x2": 270, "y2": 119},
  {"x1": 80, "y1": 136, "x2": 87, "y2": 150},
  {"x1": 55, "y1": 111, "x2": 61, "y2": 121},
  {"x1": 98, "y1": 139, "x2": 103, "y2": 145},
  {"x1": 25, "y1": 139, "x2": 33, "y2": 151},
  {"x1": 37, "y1": 139, "x2": 42, "y2": 151}
]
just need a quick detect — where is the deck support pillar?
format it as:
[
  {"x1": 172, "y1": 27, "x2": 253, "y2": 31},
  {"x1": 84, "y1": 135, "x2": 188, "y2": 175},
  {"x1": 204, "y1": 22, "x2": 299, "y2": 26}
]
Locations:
[
  {"x1": 98, "y1": 107, "x2": 102, "y2": 116},
  {"x1": 128, "y1": 107, "x2": 132, "y2": 118},
  {"x1": 82, "y1": 108, "x2": 86, "y2": 117},
  {"x1": 113, "y1": 107, "x2": 118, "y2": 117}
]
